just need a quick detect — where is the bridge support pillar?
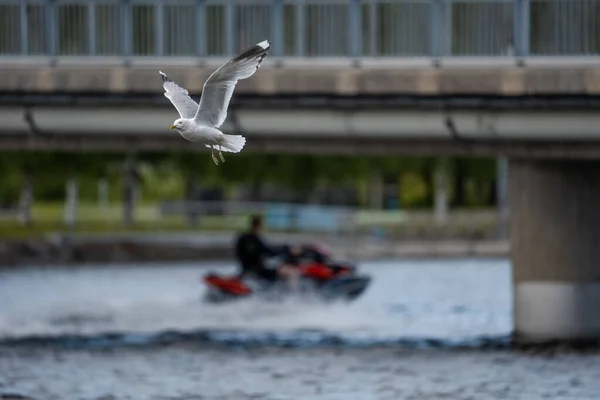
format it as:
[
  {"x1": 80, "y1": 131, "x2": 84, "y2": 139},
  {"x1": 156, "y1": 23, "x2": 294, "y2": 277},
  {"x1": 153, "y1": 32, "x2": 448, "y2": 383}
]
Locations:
[{"x1": 510, "y1": 158, "x2": 600, "y2": 344}]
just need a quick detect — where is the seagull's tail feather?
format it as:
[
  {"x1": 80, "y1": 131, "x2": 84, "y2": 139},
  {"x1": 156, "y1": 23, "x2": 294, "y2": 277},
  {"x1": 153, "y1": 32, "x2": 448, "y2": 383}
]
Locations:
[
  {"x1": 221, "y1": 134, "x2": 246, "y2": 153},
  {"x1": 207, "y1": 134, "x2": 246, "y2": 153}
]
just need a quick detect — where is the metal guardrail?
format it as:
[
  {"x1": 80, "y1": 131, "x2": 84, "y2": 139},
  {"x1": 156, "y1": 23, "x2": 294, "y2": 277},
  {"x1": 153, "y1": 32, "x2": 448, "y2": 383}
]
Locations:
[
  {"x1": 0, "y1": 0, "x2": 598, "y2": 61},
  {"x1": 156, "y1": 200, "x2": 506, "y2": 239},
  {"x1": 159, "y1": 200, "x2": 356, "y2": 233}
]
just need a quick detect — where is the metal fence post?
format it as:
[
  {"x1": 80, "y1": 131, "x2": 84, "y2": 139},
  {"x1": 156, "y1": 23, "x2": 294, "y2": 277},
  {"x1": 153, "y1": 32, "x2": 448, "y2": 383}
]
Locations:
[
  {"x1": 271, "y1": 0, "x2": 284, "y2": 57},
  {"x1": 20, "y1": 1, "x2": 29, "y2": 55},
  {"x1": 122, "y1": 0, "x2": 132, "y2": 59},
  {"x1": 445, "y1": 0, "x2": 452, "y2": 58},
  {"x1": 88, "y1": 0, "x2": 96, "y2": 55},
  {"x1": 295, "y1": 0, "x2": 305, "y2": 56},
  {"x1": 47, "y1": 0, "x2": 57, "y2": 57},
  {"x1": 430, "y1": 0, "x2": 443, "y2": 61},
  {"x1": 514, "y1": 0, "x2": 530, "y2": 60},
  {"x1": 226, "y1": 0, "x2": 236, "y2": 55},
  {"x1": 348, "y1": 0, "x2": 362, "y2": 58},
  {"x1": 156, "y1": 0, "x2": 164, "y2": 56},
  {"x1": 196, "y1": 0, "x2": 206, "y2": 58},
  {"x1": 368, "y1": 0, "x2": 377, "y2": 56}
]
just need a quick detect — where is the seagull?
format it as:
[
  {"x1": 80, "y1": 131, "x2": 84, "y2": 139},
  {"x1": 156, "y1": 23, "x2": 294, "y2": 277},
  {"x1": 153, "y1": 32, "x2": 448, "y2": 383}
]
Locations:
[{"x1": 159, "y1": 40, "x2": 270, "y2": 165}]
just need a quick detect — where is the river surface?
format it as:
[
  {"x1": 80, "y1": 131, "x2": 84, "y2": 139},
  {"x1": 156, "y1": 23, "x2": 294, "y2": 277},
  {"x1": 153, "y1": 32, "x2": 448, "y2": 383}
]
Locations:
[{"x1": 0, "y1": 258, "x2": 599, "y2": 400}]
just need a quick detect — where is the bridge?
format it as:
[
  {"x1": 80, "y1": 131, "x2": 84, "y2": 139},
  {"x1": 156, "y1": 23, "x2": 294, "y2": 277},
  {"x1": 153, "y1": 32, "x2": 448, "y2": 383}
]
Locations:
[
  {"x1": 2, "y1": 0, "x2": 600, "y2": 156},
  {"x1": 2, "y1": 0, "x2": 600, "y2": 345}
]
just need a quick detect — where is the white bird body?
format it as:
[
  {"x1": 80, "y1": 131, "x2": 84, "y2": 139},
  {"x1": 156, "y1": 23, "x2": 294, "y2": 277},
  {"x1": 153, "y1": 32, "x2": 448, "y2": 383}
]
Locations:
[
  {"x1": 173, "y1": 120, "x2": 220, "y2": 144},
  {"x1": 159, "y1": 39, "x2": 270, "y2": 164}
]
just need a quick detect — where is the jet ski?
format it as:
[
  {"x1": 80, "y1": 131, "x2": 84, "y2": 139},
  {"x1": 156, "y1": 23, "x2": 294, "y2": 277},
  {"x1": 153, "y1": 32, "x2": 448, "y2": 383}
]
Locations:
[{"x1": 201, "y1": 244, "x2": 371, "y2": 304}]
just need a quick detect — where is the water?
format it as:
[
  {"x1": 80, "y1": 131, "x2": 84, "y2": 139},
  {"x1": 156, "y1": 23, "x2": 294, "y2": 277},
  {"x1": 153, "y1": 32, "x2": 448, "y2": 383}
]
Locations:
[
  {"x1": 0, "y1": 259, "x2": 511, "y2": 344},
  {"x1": 0, "y1": 258, "x2": 599, "y2": 400}
]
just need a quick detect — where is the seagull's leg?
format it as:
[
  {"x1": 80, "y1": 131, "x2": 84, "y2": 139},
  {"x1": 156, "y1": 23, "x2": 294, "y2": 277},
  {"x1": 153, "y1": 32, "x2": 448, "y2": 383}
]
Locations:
[
  {"x1": 210, "y1": 146, "x2": 219, "y2": 165},
  {"x1": 218, "y1": 144, "x2": 225, "y2": 163}
]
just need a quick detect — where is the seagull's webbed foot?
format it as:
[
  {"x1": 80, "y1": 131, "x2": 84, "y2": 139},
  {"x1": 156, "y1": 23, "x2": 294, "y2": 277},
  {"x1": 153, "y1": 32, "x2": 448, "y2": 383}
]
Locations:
[
  {"x1": 218, "y1": 145, "x2": 225, "y2": 163},
  {"x1": 210, "y1": 146, "x2": 219, "y2": 165}
]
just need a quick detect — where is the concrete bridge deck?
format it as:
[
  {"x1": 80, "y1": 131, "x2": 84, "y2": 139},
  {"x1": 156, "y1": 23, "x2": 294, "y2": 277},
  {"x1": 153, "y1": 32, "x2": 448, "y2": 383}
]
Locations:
[
  {"x1": 2, "y1": 61, "x2": 600, "y2": 157},
  {"x1": 2, "y1": 105, "x2": 600, "y2": 157},
  {"x1": 2, "y1": 61, "x2": 600, "y2": 97}
]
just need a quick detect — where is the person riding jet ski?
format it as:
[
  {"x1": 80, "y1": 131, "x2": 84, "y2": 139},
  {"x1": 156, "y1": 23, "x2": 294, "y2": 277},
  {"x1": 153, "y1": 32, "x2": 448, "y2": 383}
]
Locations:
[{"x1": 234, "y1": 214, "x2": 300, "y2": 291}]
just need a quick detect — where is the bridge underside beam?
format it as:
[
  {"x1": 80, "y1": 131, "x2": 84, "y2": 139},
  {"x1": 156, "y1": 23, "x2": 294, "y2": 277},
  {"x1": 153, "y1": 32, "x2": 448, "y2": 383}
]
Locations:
[
  {"x1": 3, "y1": 134, "x2": 600, "y2": 158},
  {"x1": 510, "y1": 158, "x2": 600, "y2": 343}
]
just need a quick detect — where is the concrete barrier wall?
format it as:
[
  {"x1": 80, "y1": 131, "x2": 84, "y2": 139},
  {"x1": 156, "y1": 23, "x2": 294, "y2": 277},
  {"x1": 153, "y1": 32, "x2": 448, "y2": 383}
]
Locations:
[{"x1": 2, "y1": 64, "x2": 600, "y2": 96}]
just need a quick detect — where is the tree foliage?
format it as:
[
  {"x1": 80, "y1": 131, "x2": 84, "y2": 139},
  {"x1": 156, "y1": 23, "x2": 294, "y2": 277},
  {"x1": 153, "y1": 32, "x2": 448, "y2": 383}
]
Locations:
[{"x1": 0, "y1": 150, "x2": 500, "y2": 208}]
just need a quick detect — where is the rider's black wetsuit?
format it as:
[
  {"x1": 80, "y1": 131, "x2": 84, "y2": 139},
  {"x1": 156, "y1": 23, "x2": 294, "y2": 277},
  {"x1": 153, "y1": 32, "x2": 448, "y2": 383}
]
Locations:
[{"x1": 234, "y1": 232, "x2": 280, "y2": 282}]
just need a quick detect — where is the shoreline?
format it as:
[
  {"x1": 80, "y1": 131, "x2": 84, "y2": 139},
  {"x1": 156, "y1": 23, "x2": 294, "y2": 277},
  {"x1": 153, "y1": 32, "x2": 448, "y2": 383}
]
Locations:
[{"x1": 0, "y1": 231, "x2": 510, "y2": 267}]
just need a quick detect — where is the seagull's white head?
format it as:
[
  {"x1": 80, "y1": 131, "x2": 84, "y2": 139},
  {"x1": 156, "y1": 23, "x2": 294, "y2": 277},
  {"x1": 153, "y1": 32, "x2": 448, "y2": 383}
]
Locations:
[{"x1": 170, "y1": 118, "x2": 190, "y2": 132}]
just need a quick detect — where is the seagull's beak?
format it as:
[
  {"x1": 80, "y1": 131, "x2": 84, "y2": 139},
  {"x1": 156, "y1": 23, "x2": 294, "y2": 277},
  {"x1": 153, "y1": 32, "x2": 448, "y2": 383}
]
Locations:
[{"x1": 170, "y1": 125, "x2": 176, "y2": 130}]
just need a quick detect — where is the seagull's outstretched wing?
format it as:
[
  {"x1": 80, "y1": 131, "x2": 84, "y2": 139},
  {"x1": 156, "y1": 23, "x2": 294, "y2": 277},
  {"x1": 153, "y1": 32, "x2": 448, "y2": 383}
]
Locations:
[
  {"x1": 159, "y1": 71, "x2": 199, "y2": 119},
  {"x1": 195, "y1": 40, "x2": 270, "y2": 128}
]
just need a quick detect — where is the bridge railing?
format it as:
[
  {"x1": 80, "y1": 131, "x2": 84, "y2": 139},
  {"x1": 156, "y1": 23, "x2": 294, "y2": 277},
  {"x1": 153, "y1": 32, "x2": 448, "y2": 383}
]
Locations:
[{"x1": 0, "y1": 0, "x2": 598, "y2": 62}]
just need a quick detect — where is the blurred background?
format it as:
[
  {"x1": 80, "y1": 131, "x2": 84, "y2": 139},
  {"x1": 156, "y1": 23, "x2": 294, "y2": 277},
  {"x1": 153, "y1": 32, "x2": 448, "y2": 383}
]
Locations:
[
  {"x1": 0, "y1": 0, "x2": 599, "y2": 399},
  {"x1": 0, "y1": 152, "x2": 506, "y2": 248}
]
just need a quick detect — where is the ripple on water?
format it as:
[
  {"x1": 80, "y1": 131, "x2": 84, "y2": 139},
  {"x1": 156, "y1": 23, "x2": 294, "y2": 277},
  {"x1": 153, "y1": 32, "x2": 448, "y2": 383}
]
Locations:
[{"x1": 1, "y1": 345, "x2": 600, "y2": 400}]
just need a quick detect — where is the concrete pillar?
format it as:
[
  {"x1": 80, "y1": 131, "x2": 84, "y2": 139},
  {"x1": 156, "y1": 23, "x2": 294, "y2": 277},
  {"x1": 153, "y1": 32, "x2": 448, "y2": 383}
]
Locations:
[
  {"x1": 497, "y1": 157, "x2": 509, "y2": 239},
  {"x1": 123, "y1": 157, "x2": 137, "y2": 227},
  {"x1": 434, "y1": 161, "x2": 448, "y2": 225},
  {"x1": 19, "y1": 171, "x2": 33, "y2": 226},
  {"x1": 98, "y1": 178, "x2": 109, "y2": 210},
  {"x1": 64, "y1": 178, "x2": 79, "y2": 227},
  {"x1": 510, "y1": 158, "x2": 600, "y2": 343}
]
